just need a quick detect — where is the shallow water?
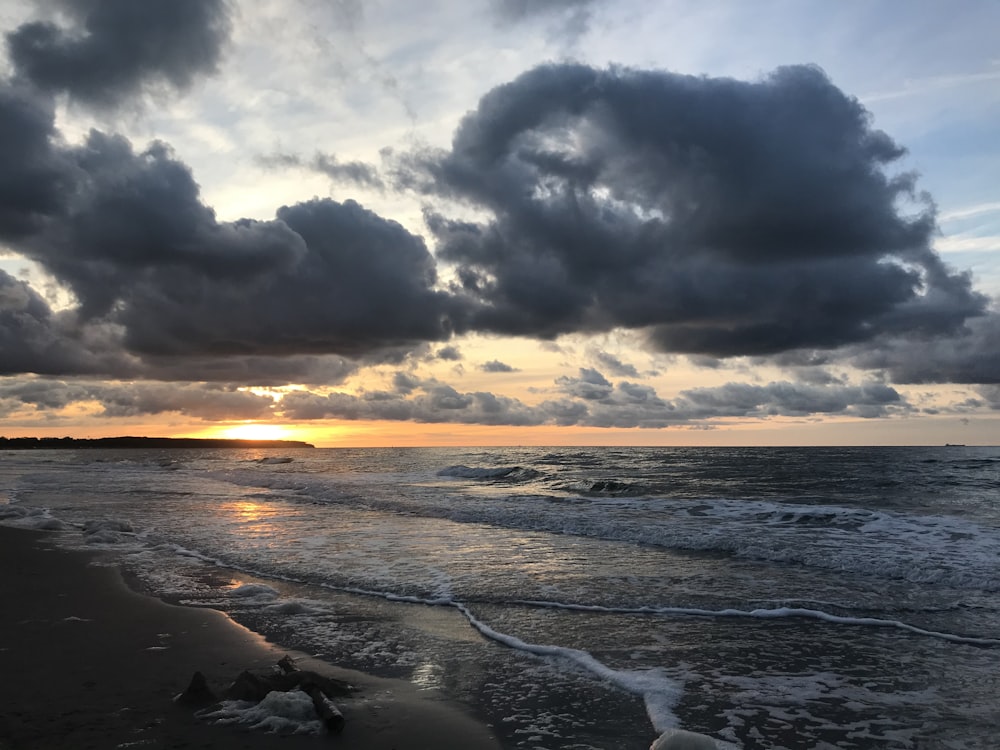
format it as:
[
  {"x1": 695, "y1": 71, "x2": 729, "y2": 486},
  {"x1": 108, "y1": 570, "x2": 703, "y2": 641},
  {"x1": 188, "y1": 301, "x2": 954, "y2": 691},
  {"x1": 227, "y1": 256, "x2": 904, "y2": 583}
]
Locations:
[{"x1": 2, "y1": 445, "x2": 998, "y2": 748}]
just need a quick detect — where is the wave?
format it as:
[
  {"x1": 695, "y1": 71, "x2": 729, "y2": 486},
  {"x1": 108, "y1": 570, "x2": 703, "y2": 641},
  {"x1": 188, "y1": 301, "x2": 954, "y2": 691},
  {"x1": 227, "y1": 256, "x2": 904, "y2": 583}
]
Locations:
[
  {"x1": 574, "y1": 478, "x2": 653, "y2": 497},
  {"x1": 191, "y1": 467, "x2": 1000, "y2": 593},
  {"x1": 436, "y1": 464, "x2": 541, "y2": 482}
]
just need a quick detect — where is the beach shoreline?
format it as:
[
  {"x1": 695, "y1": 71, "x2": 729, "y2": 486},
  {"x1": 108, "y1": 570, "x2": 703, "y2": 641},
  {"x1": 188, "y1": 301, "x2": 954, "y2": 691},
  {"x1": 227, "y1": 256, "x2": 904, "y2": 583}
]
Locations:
[{"x1": 0, "y1": 525, "x2": 502, "y2": 749}]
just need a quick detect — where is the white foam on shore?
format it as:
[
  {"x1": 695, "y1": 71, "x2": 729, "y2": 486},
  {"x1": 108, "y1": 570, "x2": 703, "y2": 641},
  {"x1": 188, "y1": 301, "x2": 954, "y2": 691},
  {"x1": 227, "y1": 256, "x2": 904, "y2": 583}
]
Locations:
[
  {"x1": 454, "y1": 602, "x2": 684, "y2": 735},
  {"x1": 198, "y1": 689, "x2": 323, "y2": 734},
  {"x1": 226, "y1": 583, "x2": 280, "y2": 599},
  {"x1": 0, "y1": 504, "x2": 70, "y2": 530}
]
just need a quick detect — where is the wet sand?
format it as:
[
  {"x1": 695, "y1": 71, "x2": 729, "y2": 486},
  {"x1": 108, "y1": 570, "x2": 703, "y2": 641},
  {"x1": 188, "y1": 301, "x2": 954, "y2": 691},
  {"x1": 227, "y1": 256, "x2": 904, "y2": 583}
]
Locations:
[{"x1": 0, "y1": 526, "x2": 502, "y2": 749}]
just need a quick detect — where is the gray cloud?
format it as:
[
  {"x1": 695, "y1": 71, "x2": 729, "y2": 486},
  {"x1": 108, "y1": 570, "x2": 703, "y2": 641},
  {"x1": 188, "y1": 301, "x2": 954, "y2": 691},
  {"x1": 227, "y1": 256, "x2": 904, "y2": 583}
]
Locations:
[
  {"x1": 92, "y1": 382, "x2": 275, "y2": 420},
  {"x1": 131, "y1": 354, "x2": 360, "y2": 387},
  {"x1": 977, "y1": 385, "x2": 1000, "y2": 409},
  {"x1": 1, "y1": 40, "x2": 998, "y2": 427},
  {"x1": 257, "y1": 151, "x2": 384, "y2": 190},
  {"x1": 0, "y1": 266, "x2": 364, "y2": 384},
  {"x1": 6, "y1": 0, "x2": 231, "y2": 110},
  {"x1": 848, "y1": 313, "x2": 1000, "y2": 385},
  {"x1": 492, "y1": 0, "x2": 598, "y2": 39},
  {"x1": 114, "y1": 196, "x2": 457, "y2": 358},
  {"x1": 0, "y1": 85, "x2": 72, "y2": 239},
  {"x1": 677, "y1": 381, "x2": 904, "y2": 420},
  {"x1": 0, "y1": 89, "x2": 458, "y2": 367},
  {"x1": 435, "y1": 345, "x2": 463, "y2": 361},
  {"x1": 0, "y1": 378, "x2": 276, "y2": 421},
  {"x1": 592, "y1": 350, "x2": 639, "y2": 377},
  {"x1": 0, "y1": 359, "x2": 911, "y2": 428},
  {"x1": 279, "y1": 383, "x2": 545, "y2": 426},
  {"x1": 481, "y1": 359, "x2": 519, "y2": 372},
  {"x1": 409, "y1": 63, "x2": 987, "y2": 362},
  {"x1": 0, "y1": 269, "x2": 129, "y2": 377},
  {"x1": 276, "y1": 373, "x2": 908, "y2": 428},
  {"x1": 556, "y1": 367, "x2": 613, "y2": 400},
  {"x1": 20, "y1": 131, "x2": 308, "y2": 321}
]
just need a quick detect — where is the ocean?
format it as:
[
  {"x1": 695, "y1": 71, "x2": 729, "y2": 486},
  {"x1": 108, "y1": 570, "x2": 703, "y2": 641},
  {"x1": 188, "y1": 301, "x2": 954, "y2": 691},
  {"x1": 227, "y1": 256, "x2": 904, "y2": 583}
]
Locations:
[{"x1": 1, "y1": 445, "x2": 998, "y2": 749}]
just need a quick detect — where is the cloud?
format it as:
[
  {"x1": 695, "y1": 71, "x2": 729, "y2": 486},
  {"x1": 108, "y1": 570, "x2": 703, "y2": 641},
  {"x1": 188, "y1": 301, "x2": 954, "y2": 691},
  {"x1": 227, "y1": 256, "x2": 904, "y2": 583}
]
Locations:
[
  {"x1": 977, "y1": 385, "x2": 1000, "y2": 409},
  {"x1": 410, "y1": 63, "x2": 987, "y2": 359},
  {"x1": 274, "y1": 374, "x2": 907, "y2": 429},
  {"x1": 848, "y1": 313, "x2": 1000, "y2": 384},
  {"x1": 481, "y1": 359, "x2": 519, "y2": 372},
  {"x1": 555, "y1": 367, "x2": 613, "y2": 400},
  {"x1": 1, "y1": 47, "x2": 998, "y2": 409},
  {"x1": 592, "y1": 350, "x2": 639, "y2": 377},
  {"x1": 0, "y1": 266, "x2": 365, "y2": 384},
  {"x1": 435, "y1": 345, "x2": 463, "y2": 361},
  {"x1": 491, "y1": 0, "x2": 598, "y2": 39},
  {"x1": 92, "y1": 382, "x2": 275, "y2": 420},
  {"x1": 114, "y1": 196, "x2": 457, "y2": 358},
  {"x1": 676, "y1": 381, "x2": 904, "y2": 420},
  {"x1": 279, "y1": 383, "x2": 545, "y2": 426},
  {"x1": 0, "y1": 269, "x2": 133, "y2": 377},
  {"x1": 0, "y1": 89, "x2": 458, "y2": 368},
  {"x1": 6, "y1": 0, "x2": 231, "y2": 110},
  {"x1": 0, "y1": 378, "x2": 276, "y2": 421},
  {"x1": 0, "y1": 85, "x2": 73, "y2": 239},
  {"x1": 257, "y1": 151, "x2": 384, "y2": 190}
]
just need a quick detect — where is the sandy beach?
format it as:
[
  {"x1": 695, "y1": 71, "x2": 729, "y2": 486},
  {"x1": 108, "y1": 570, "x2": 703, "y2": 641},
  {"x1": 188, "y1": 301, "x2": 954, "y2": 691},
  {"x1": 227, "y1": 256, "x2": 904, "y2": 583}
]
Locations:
[{"x1": 0, "y1": 526, "x2": 502, "y2": 750}]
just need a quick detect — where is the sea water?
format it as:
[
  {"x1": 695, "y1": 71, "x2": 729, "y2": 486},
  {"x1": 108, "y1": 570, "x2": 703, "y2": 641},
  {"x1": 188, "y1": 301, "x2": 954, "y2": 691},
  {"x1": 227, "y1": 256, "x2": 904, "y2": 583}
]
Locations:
[{"x1": 1, "y1": 446, "x2": 998, "y2": 749}]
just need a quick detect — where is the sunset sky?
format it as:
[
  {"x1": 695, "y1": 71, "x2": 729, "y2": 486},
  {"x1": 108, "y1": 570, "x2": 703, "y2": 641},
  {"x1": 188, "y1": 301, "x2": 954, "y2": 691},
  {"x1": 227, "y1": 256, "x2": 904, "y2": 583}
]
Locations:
[{"x1": 1, "y1": 0, "x2": 998, "y2": 447}]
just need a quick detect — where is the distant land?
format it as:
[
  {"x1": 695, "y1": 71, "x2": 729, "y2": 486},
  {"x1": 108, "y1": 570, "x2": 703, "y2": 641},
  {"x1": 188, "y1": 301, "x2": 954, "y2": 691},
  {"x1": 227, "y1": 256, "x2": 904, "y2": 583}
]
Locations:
[{"x1": 0, "y1": 436, "x2": 315, "y2": 450}]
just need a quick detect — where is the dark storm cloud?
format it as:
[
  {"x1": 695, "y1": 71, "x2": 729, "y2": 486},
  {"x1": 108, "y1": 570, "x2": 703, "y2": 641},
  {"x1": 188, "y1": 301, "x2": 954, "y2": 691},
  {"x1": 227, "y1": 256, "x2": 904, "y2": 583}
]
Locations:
[
  {"x1": 848, "y1": 313, "x2": 1000, "y2": 384},
  {"x1": 114, "y1": 197, "x2": 457, "y2": 358},
  {"x1": 0, "y1": 263, "x2": 366, "y2": 385},
  {"x1": 0, "y1": 269, "x2": 128, "y2": 376},
  {"x1": 20, "y1": 130, "x2": 308, "y2": 321},
  {"x1": 481, "y1": 359, "x2": 519, "y2": 372},
  {"x1": 132, "y1": 354, "x2": 360, "y2": 387},
  {"x1": 6, "y1": 0, "x2": 231, "y2": 110},
  {"x1": 407, "y1": 63, "x2": 987, "y2": 359},
  {"x1": 1, "y1": 39, "x2": 997, "y2": 420},
  {"x1": 0, "y1": 87, "x2": 457, "y2": 366},
  {"x1": 0, "y1": 85, "x2": 72, "y2": 239},
  {"x1": 257, "y1": 151, "x2": 384, "y2": 190}
]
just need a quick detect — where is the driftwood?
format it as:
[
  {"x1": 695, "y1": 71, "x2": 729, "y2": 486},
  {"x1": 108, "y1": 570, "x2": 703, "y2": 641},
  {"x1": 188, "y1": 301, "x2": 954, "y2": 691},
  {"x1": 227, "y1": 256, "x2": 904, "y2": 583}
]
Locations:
[
  {"x1": 182, "y1": 655, "x2": 352, "y2": 734},
  {"x1": 226, "y1": 667, "x2": 353, "y2": 701},
  {"x1": 175, "y1": 671, "x2": 218, "y2": 707},
  {"x1": 305, "y1": 683, "x2": 346, "y2": 734},
  {"x1": 278, "y1": 657, "x2": 346, "y2": 732}
]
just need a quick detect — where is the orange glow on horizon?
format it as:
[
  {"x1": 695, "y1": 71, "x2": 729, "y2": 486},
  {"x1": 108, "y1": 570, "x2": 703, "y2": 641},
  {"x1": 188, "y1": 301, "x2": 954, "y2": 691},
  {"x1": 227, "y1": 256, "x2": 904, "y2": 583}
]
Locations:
[
  {"x1": 209, "y1": 423, "x2": 292, "y2": 442},
  {"x1": 3, "y1": 416, "x2": 993, "y2": 448}
]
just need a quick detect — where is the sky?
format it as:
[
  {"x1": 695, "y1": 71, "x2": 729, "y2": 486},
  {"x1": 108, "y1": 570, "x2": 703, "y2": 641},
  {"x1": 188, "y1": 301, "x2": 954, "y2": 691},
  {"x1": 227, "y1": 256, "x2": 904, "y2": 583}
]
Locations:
[{"x1": 0, "y1": 0, "x2": 998, "y2": 447}]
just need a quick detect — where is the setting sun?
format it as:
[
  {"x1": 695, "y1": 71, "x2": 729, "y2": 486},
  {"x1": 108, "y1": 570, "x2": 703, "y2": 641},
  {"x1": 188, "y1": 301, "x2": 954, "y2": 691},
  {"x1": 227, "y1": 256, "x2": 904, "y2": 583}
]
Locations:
[{"x1": 217, "y1": 423, "x2": 290, "y2": 441}]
